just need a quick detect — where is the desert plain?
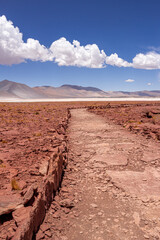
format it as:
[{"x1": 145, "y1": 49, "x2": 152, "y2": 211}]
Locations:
[{"x1": 0, "y1": 101, "x2": 160, "y2": 240}]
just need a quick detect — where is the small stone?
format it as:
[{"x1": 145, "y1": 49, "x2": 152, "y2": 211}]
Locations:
[
  {"x1": 40, "y1": 223, "x2": 50, "y2": 232},
  {"x1": 45, "y1": 230, "x2": 52, "y2": 237},
  {"x1": 144, "y1": 235, "x2": 150, "y2": 239},
  {"x1": 63, "y1": 208, "x2": 70, "y2": 214},
  {"x1": 53, "y1": 212, "x2": 60, "y2": 218},
  {"x1": 39, "y1": 160, "x2": 49, "y2": 176},
  {"x1": 60, "y1": 199, "x2": 74, "y2": 208},
  {"x1": 114, "y1": 218, "x2": 119, "y2": 223},
  {"x1": 102, "y1": 189, "x2": 107, "y2": 192},
  {"x1": 133, "y1": 212, "x2": 140, "y2": 226},
  {"x1": 98, "y1": 212, "x2": 103, "y2": 216},
  {"x1": 90, "y1": 203, "x2": 97, "y2": 208},
  {"x1": 61, "y1": 237, "x2": 68, "y2": 240},
  {"x1": 23, "y1": 184, "x2": 37, "y2": 205}
]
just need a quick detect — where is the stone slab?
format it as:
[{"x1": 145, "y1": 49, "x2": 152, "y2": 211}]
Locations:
[
  {"x1": 91, "y1": 152, "x2": 128, "y2": 166},
  {"x1": 107, "y1": 167, "x2": 160, "y2": 199},
  {"x1": 0, "y1": 194, "x2": 23, "y2": 215}
]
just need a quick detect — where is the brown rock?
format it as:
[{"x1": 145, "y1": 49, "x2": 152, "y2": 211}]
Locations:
[
  {"x1": 23, "y1": 184, "x2": 37, "y2": 205},
  {"x1": 40, "y1": 223, "x2": 50, "y2": 232},
  {"x1": 12, "y1": 206, "x2": 32, "y2": 226},
  {"x1": 133, "y1": 212, "x2": 140, "y2": 226},
  {"x1": 7, "y1": 226, "x2": 16, "y2": 239},
  {"x1": 13, "y1": 193, "x2": 45, "y2": 240},
  {"x1": 44, "y1": 178, "x2": 54, "y2": 208},
  {"x1": 60, "y1": 199, "x2": 74, "y2": 208},
  {"x1": 39, "y1": 159, "x2": 50, "y2": 176},
  {"x1": 18, "y1": 180, "x2": 27, "y2": 190},
  {"x1": 142, "y1": 151, "x2": 160, "y2": 163},
  {"x1": 0, "y1": 194, "x2": 23, "y2": 216},
  {"x1": 107, "y1": 167, "x2": 160, "y2": 199},
  {"x1": 45, "y1": 230, "x2": 52, "y2": 237},
  {"x1": 52, "y1": 211, "x2": 60, "y2": 218},
  {"x1": 63, "y1": 208, "x2": 70, "y2": 214},
  {"x1": 36, "y1": 229, "x2": 45, "y2": 240}
]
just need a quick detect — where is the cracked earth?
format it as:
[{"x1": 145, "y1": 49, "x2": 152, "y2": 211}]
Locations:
[{"x1": 36, "y1": 109, "x2": 160, "y2": 240}]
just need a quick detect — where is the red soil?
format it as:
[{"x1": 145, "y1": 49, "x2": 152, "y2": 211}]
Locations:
[
  {"x1": 0, "y1": 101, "x2": 106, "y2": 239},
  {"x1": 88, "y1": 102, "x2": 160, "y2": 142},
  {"x1": 0, "y1": 103, "x2": 68, "y2": 191},
  {"x1": 0, "y1": 101, "x2": 160, "y2": 239}
]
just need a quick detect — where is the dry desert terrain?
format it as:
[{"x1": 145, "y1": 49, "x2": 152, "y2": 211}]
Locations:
[{"x1": 0, "y1": 101, "x2": 160, "y2": 240}]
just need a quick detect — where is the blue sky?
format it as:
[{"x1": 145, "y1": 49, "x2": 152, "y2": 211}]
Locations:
[{"x1": 0, "y1": 0, "x2": 160, "y2": 91}]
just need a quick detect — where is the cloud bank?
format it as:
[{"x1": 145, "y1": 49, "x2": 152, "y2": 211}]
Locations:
[{"x1": 0, "y1": 15, "x2": 160, "y2": 70}]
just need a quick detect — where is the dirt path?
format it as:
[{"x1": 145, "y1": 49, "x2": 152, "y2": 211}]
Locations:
[{"x1": 36, "y1": 109, "x2": 160, "y2": 240}]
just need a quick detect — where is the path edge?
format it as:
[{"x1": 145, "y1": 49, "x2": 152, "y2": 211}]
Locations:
[{"x1": 12, "y1": 109, "x2": 71, "y2": 240}]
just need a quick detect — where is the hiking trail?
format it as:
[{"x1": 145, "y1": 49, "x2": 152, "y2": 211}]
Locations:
[{"x1": 36, "y1": 109, "x2": 160, "y2": 240}]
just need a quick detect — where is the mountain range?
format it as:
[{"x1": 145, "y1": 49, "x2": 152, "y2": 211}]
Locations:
[{"x1": 0, "y1": 80, "x2": 160, "y2": 99}]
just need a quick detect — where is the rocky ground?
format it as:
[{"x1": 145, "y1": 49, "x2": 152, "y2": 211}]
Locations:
[
  {"x1": 36, "y1": 108, "x2": 160, "y2": 240},
  {"x1": 0, "y1": 102, "x2": 68, "y2": 189},
  {"x1": 0, "y1": 102, "x2": 71, "y2": 239},
  {"x1": 0, "y1": 101, "x2": 107, "y2": 239},
  {"x1": 88, "y1": 102, "x2": 160, "y2": 142},
  {"x1": 0, "y1": 101, "x2": 160, "y2": 239}
]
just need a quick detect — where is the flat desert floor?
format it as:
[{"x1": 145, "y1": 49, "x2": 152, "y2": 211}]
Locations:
[{"x1": 0, "y1": 97, "x2": 160, "y2": 102}]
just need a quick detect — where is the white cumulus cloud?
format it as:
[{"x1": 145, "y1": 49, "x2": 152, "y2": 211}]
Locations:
[
  {"x1": 147, "y1": 82, "x2": 152, "y2": 85},
  {"x1": 106, "y1": 53, "x2": 132, "y2": 67},
  {"x1": 0, "y1": 15, "x2": 132, "y2": 68},
  {"x1": 125, "y1": 79, "x2": 135, "y2": 82},
  {"x1": 133, "y1": 52, "x2": 160, "y2": 70},
  {"x1": 0, "y1": 15, "x2": 52, "y2": 65},
  {"x1": 2, "y1": 14, "x2": 160, "y2": 70},
  {"x1": 50, "y1": 38, "x2": 106, "y2": 68},
  {"x1": 0, "y1": 15, "x2": 107, "y2": 68}
]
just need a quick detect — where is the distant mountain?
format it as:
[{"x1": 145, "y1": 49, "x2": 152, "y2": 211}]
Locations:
[
  {"x1": 0, "y1": 80, "x2": 160, "y2": 99},
  {"x1": 0, "y1": 80, "x2": 47, "y2": 99},
  {"x1": 34, "y1": 84, "x2": 108, "y2": 98},
  {"x1": 60, "y1": 84, "x2": 103, "y2": 92},
  {"x1": 34, "y1": 85, "x2": 160, "y2": 98}
]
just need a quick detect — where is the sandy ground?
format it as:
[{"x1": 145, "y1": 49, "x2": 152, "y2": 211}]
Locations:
[
  {"x1": 36, "y1": 109, "x2": 160, "y2": 240},
  {"x1": 0, "y1": 98, "x2": 160, "y2": 102}
]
